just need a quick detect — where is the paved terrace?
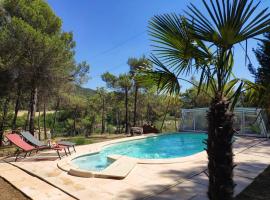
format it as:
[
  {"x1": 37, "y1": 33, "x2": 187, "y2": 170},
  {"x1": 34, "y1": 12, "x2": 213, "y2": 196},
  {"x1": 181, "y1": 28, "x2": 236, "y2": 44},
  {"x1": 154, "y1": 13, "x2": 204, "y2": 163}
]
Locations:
[{"x1": 0, "y1": 135, "x2": 270, "y2": 200}]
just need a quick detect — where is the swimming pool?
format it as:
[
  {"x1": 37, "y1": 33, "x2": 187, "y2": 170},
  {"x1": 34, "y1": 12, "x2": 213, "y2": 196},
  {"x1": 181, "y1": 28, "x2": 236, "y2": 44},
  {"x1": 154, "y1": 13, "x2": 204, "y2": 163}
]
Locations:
[{"x1": 72, "y1": 132, "x2": 207, "y2": 171}]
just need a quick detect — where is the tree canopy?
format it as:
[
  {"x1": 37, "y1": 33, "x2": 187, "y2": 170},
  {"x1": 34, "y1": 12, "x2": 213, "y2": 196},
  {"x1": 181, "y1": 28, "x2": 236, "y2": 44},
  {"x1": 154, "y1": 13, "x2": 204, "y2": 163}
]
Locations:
[{"x1": 0, "y1": 0, "x2": 89, "y2": 139}]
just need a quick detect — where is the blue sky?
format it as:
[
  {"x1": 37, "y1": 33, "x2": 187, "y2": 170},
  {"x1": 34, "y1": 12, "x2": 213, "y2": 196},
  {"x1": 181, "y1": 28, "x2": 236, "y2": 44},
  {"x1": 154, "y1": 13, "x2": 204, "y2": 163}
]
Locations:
[{"x1": 47, "y1": 0, "x2": 270, "y2": 91}]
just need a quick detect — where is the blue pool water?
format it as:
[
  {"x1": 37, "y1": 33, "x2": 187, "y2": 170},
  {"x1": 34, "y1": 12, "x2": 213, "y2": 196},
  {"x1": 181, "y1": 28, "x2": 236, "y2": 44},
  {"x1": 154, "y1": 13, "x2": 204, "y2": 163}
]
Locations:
[{"x1": 72, "y1": 132, "x2": 207, "y2": 171}]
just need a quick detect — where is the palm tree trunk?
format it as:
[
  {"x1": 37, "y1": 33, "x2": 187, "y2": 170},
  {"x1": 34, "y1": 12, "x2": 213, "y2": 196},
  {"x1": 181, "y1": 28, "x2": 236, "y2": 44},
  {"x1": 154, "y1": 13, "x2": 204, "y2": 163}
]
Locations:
[
  {"x1": 133, "y1": 85, "x2": 138, "y2": 126},
  {"x1": 29, "y1": 86, "x2": 38, "y2": 135},
  {"x1": 0, "y1": 97, "x2": 10, "y2": 146},
  {"x1": 43, "y1": 103, "x2": 47, "y2": 139},
  {"x1": 124, "y1": 88, "x2": 129, "y2": 134},
  {"x1": 207, "y1": 95, "x2": 234, "y2": 200}
]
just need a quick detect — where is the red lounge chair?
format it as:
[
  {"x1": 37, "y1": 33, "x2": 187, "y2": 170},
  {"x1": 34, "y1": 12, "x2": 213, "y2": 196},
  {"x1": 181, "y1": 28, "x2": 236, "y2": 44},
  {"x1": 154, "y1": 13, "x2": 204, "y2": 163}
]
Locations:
[
  {"x1": 6, "y1": 133, "x2": 67, "y2": 161},
  {"x1": 20, "y1": 131, "x2": 76, "y2": 154}
]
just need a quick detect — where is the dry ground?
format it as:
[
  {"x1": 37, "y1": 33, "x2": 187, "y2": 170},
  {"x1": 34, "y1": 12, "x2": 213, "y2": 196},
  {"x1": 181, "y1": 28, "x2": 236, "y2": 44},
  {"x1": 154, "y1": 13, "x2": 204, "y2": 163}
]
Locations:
[{"x1": 0, "y1": 177, "x2": 30, "y2": 200}]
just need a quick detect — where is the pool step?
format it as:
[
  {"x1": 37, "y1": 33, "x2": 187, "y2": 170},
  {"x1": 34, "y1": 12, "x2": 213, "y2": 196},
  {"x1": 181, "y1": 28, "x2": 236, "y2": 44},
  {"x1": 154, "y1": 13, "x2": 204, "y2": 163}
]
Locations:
[{"x1": 95, "y1": 156, "x2": 137, "y2": 179}]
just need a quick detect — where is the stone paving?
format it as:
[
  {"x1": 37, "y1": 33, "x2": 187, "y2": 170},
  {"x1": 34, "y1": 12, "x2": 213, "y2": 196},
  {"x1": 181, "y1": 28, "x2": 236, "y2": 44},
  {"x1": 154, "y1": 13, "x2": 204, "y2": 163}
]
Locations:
[
  {"x1": 0, "y1": 163, "x2": 75, "y2": 200},
  {"x1": 0, "y1": 136, "x2": 269, "y2": 200}
]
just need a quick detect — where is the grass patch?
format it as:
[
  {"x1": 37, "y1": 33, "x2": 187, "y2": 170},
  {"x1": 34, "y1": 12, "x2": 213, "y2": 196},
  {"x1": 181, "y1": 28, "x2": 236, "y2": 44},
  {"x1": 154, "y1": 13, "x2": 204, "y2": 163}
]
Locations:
[
  {"x1": 0, "y1": 146, "x2": 17, "y2": 157},
  {"x1": 234, "y1": 165, "x2": 270, "y2": 200},
  {"x1": 56, "y1": 133, "x2": 127, "y2": 146},
  {"x1": 66, "y1": 137, "x2": 93, "y2": 145}
]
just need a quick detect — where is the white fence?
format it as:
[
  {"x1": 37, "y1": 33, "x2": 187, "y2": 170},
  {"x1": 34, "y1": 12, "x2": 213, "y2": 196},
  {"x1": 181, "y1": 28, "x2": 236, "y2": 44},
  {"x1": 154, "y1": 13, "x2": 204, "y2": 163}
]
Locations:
[{"x1": 180, "y1": 107, "x2": 269, "y2": 137}]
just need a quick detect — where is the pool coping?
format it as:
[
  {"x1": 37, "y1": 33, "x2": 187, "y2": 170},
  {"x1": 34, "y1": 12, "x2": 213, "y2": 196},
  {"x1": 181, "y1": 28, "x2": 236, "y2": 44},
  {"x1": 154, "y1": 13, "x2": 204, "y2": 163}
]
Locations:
[{"x1": 57, "y1": 133, "x2": 207, "y2": 179}]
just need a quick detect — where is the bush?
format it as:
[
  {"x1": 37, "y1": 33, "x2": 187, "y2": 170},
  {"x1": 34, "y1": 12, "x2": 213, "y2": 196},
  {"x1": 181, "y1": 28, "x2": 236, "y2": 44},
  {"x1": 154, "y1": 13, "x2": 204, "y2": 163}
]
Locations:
[
  {"x1": 106, "y1": 124, "x2": 116, "y2": 134},
  {"x1": 69, "y1": 137, "x2": 87, "y2": 145}
]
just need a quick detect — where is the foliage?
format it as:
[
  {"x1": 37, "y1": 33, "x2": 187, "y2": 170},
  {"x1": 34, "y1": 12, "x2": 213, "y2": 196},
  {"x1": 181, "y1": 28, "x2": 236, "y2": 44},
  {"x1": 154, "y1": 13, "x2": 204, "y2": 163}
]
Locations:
[
  {"x1": 67, "y1": 137, "x2": 90, "y2": 145},
  {"x1": 247, "y1": 33, "x2": 270, "y2": 115},
  {"x1": 0, "y1": 0, "x2": 89, "y2": 141}
]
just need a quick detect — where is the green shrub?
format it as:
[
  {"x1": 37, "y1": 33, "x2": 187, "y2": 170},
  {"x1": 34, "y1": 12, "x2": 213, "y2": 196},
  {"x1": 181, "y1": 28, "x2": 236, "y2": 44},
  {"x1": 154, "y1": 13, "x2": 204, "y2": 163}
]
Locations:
[
  {"x1": 70, "y1": 137, "x2": 87, "y2": 145},
  {"x1": 249, "y1": 124, "x2": 261, "y2": 134},
  {"x1": 107, "y1": 124, "x2": 116, "y2": 134}
]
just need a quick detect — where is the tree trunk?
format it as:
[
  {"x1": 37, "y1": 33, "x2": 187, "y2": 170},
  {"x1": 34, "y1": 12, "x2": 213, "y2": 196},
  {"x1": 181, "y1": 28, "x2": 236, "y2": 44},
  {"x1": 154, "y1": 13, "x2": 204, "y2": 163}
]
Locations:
[
  {"x1": 207, "y1": 95, "x2": 234, "y2": 200},
  {"x1": 133, "y1": 85, "x2": 138, "y2": 126},
  {"x1": 52, "y1": 110, "x2": 57, "y2": 135},
  {"x1": 73, "y1": 106, "x2": 77, "y2": 136},
  {"x1": 116, "y1": 110, "x2": 120, "y2": 133},
  {"x1": 37, "y1": 108, "x2": 41, "y2": 140},
  {"x1": 89, "y1": 115, "x2": 96, "y2": 135},
  {"x1": 52, "y1": 98, "x2": 60, "y2": 136},
  {"x1": 124, "y1": 88, "x2": 129, "y2": 134},
  {"x1": 129, "y1": 111, "x2": 132, "y2": 124},
  {"x1": 160, "y1": 100, "x2": 170, "y2": 131},
  {"x1": 174, "y1": 112, "x2": 178, "y2": 131},
  {"x1": 29, "y1": 86, "x2": 38, "y2": 135},
  {"x1": 43, "y1": 103, "x2": 47, "y2": 139},
  {"x1": 0, "y1": 97, "x2": 10, "y2": 146},
  {"x1": 146, "y1": 103, "x2": 150, "y2": 124},
  {"x1": 24, "y1": 109, "x2": 30, "y2": 131},
  {"x1": 24, "y1": 95, "x2": 32, "y2": 131},
  {"x1": 12, "y1": 87, "x2": 21, "y2": 130},
  {"x1": 101, "y1": 97, "x2": 105, "y2": 134}
]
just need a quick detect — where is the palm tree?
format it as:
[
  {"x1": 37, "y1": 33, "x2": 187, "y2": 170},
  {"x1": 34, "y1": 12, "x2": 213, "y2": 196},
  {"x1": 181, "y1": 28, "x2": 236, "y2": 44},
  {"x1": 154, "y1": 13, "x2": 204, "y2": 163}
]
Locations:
[{"x1": 146, "y1": 0, "x2": 270, "y2": 199}]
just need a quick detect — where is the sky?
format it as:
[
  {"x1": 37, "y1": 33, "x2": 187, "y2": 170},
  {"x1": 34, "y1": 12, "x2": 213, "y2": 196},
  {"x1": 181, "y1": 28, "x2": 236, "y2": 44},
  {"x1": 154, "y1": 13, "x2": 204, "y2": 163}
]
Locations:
[{"x1": 47, "y1": 0, "x2": 270, "y2": 91}]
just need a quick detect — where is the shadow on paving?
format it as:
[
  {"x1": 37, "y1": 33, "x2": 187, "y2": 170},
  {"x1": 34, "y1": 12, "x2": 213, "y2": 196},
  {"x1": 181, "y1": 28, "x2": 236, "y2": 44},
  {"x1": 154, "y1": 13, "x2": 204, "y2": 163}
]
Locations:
[
  {"x1": 234, "y1": 165, "x2": 270, "y2": 200},
  {"x1": 117, "y1": 165, "x2": 208, "y2": 200},
  {"x1": 117, "y1": 162, "x2": 270, "y2": 200},
  {"x1": 0, "y1": 151, "x2": 65, "y2": 163}
]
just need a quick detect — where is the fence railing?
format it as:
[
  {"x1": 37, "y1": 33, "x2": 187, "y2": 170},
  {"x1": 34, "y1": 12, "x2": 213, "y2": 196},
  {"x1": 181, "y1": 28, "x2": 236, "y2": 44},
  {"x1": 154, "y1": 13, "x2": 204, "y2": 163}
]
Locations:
[{"x1": 180, "y1": 107, "x2": 269, "y2": 137}]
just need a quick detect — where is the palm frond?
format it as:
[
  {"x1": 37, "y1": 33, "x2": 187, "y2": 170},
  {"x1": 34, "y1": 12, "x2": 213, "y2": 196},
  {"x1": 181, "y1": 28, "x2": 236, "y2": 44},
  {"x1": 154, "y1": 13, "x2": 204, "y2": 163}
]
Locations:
[
  {"x1": 244, "y1": 83, "x2": 266, "y2": 106},
  {"x1": 187, "y1": 0, "x2": 270, "y2": 48},
  {"x1": 224, "y1": 78, "x2": 239, "y2": 97},
  {"x1": 229, "y1": 81, "x2": 243, "y2": 111},
  {"x1": 149, "y1": 14, "x2": 212, "y2": 76},
  {"x1": 144, "y1": 55, "x2": 181, "y2": 95}
]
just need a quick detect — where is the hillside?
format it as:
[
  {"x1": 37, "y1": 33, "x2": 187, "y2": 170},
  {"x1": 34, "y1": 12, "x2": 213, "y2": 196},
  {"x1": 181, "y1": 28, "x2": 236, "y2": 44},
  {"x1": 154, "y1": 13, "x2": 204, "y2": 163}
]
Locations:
[{"x1": 75, "y1": 85, "x2": 96, "y2": 97}]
